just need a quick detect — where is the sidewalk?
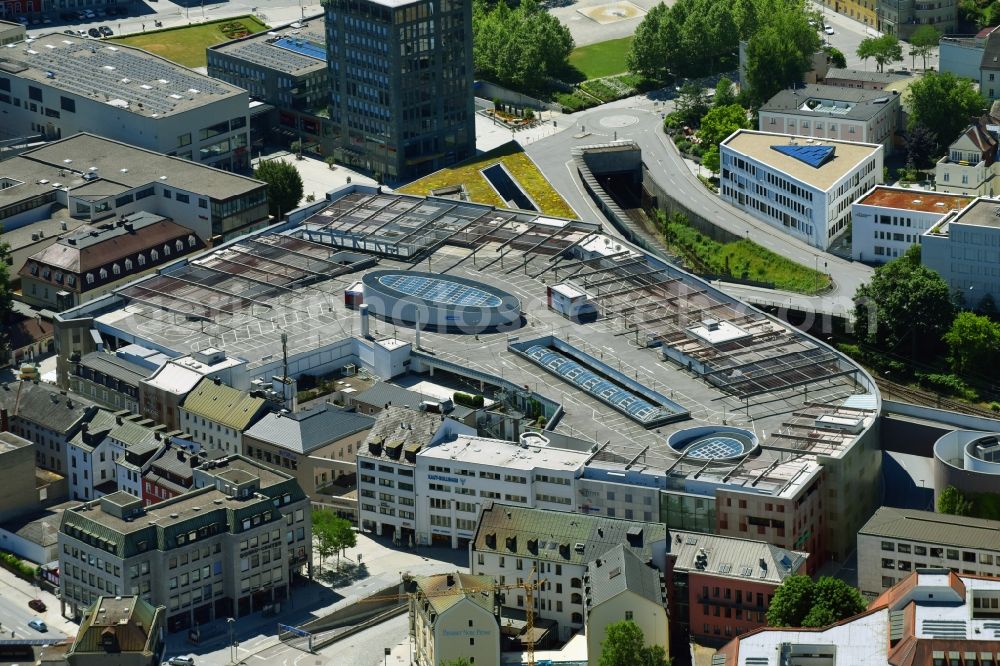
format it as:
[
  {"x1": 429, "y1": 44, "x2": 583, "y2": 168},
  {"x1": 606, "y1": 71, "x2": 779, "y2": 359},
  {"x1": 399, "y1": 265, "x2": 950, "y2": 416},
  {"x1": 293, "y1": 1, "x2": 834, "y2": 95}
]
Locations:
[{"x1": 0, "y1": 566, "x2": 77, "y2": 637}]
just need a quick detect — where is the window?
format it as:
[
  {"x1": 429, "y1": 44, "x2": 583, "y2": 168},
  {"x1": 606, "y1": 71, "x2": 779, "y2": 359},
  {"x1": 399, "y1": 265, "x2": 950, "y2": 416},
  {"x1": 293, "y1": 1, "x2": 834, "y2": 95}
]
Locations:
[{"x1": 176, "y1": 193, "x2": 190, "y2": 204}]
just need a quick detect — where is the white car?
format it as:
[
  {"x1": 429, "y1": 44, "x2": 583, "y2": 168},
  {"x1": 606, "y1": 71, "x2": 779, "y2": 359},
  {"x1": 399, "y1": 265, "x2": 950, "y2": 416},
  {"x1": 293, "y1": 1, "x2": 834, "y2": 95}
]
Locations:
[
  {"x1": 824, "y1": 26, "x2": 835, "y2": 34},
  {"x1": 28, "y1": 619, "x2": 47, "y2": 632}
]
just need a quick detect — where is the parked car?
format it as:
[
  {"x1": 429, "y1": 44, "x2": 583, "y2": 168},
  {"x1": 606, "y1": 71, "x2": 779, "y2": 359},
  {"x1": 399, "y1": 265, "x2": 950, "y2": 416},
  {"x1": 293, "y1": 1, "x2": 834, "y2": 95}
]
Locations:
[
  {"x1": 62, "y1": 29, "x2": 75, "y2": 35},
  {"x1": 28, "y1": 599, "x2": 46, "y2": 612},
  {"x1": 28, "y1": 619, "x2": 47, "y2": 633},
  {"x1": 88, "y1": 27, "x2": 101, "y2": 38},
  {"x1": 77, "y1": 29, "x2": 88, "y2": 36},
  {"x1": 824, "y1": 26, "x2": 835, "y2": 34},
  {"x1": 167, "y1": 657, "x2": 195, "y2": 666},
  {"x1": 99, "y1": 25, "x2": 113, "y2": 36}
]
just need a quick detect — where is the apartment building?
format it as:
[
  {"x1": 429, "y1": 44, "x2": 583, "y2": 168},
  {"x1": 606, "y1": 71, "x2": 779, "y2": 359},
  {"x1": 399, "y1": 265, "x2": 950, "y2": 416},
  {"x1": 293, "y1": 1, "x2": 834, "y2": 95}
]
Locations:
[
  {"x1": 851, "y1": 186, "x2": 971, "y2": 262},
  {"x1": 18, "y1": 212, "x2": 205, "y2": 310},
  {"x1": 410, "y1": 573, "x2": 500, "y2": 666},
  {"x1": 179, "y1": 378, "x2": 267, "y2": 456},
  {"x1": 822, "y1": 68, "x2": 901, "y2": 91},
  {"x1": 857, "y1": 507, "x2": 1000, "y2": 596},
  {"x1": 471, "y1": 503, "x2": 668, "y2": 641},
  {"x1": 0, "y1": 35, "x2": 250, "y2": 170},
  {"x1": 935, "y1": 120, "x2": 1000, "y2": 196},
  {"x1": 323, "y1": 0, "x2": 476, "y2": 181},
  {"x1": 141, "y1": 445, "x2": 214, "y2": 507},
  {"x1": 720, "y1": 130, "x2": 883, "y2": 250},
  {"x1": 70, "y1": 347, "x2": 166, "y2": 414},
  {"x1": 356, "y1": 406, "x2": 474, "y2": 545},
  {"x1": 135, "y1": 350, "x2": 248, "y2": 430},
  {"x1": 0, "y1": 379, "x2": 97, "y2": 475},
  {"x1": 759, "y1": 85, "x2": 900, "y2": 153},
  {"x1": 414, "y1": 433, "x2": 589, "y2": 549},
  {"x1": 876, "y1": 0, "x2": 957, "y2": 39},
  {"x1": 667, "y1": 531, "x2": 807, "y2": 648},
  {"x1": 58, "y1": 455, "x2": 311, "y2": 631},
  {"x1": 64, "y1": 595, "x2": 165, "y2": 666},
  {"x1": 922, "y1": 197, "x2": 1000, "y2": 309}
]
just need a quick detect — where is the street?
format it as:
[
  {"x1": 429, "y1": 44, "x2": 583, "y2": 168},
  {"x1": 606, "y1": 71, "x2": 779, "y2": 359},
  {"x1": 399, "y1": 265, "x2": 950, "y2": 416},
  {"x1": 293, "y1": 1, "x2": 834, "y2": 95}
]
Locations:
[{"x1": 0, "y1": 569, "x2": 70, "y2": 644}]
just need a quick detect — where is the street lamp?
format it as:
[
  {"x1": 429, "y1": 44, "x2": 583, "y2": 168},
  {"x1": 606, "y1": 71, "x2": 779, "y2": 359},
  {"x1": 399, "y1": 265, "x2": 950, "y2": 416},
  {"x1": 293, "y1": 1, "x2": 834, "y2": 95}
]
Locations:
[{"x1": 227, "y1": 617, "x2": 236, "y2": 664}]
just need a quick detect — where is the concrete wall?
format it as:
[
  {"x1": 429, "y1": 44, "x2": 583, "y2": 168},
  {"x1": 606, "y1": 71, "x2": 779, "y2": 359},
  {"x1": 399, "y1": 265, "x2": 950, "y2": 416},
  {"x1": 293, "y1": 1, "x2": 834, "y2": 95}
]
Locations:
[
  {"x1": 587, "y1": 591, "x2": 668, "y2": 661},
  {"x1": 0, "y1": 436, "x2": 39, "y2": 523},
  {"x1": 940, "y1": 38, "x2": 983, "y2": 81}
]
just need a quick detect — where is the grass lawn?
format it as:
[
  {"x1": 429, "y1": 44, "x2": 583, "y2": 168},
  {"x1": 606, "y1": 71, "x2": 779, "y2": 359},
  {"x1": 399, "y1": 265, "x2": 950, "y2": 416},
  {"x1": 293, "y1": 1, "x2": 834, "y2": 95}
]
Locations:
[
  {"x1": 397, "y1": 142, "x2": 578, "y2": 219},
  {"x1": 109, "y1": 16, "x2": 268, "y2": 68},
  {"x1": 662, "y1": 215, "x2": 831, "y2": 295},
  {"x1": 567, "y1": 36, "x2": 634, "y2": 80}
]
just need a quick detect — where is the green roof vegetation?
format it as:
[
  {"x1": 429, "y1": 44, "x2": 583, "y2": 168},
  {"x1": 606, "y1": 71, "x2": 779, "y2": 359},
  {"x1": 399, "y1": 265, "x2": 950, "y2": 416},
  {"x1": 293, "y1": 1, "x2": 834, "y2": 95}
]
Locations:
[{"x1": 108, "y1": 16, "x2": 268, "y2": 68}]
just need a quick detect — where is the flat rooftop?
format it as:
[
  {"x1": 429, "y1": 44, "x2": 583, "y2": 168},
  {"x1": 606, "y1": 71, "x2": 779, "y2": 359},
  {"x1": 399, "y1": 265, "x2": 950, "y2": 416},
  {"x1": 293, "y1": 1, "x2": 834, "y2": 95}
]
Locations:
[
  {"x1": 419, "y1": 435, "x2": 591, "y2": 471},
  {"x1": 940, "y1": 196, "x2": 1000, "y2": 229},
  {"x1": 760, "y1": 84, "x2": 898, "y2": 121},
  {"x1": 59, "y1": 187, "x2": 877, "y2": 476},
  {"x1": 860, "y1": 506, "x2": 1000, "y2": 550},
  {"x1": 211, "y1": 19, "x2": 327, "y2": 75},
  {"x1": 857, "y1": 186, "x2": 971, "y2": 214},
  {"x1": 723, "y1": 130, "x2": 882, "y2": 191},
  {"x1": 0, "y1": 33, "x2": 244, "y2": 117},
  {"x1": 0, "y1": 431, "x2": 32, "y2": 453}
]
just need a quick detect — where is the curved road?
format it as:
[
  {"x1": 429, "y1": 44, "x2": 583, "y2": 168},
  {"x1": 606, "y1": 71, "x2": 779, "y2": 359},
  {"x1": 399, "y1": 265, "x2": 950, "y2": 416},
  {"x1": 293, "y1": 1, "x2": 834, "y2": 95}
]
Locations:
[{"x1": 522, "y1": 97, "x2": 874, "y2": 318}]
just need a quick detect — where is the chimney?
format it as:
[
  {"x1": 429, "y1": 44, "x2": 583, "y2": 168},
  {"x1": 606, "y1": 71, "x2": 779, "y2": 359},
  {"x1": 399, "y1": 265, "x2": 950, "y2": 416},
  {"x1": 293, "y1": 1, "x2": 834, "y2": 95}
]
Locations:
[
  {"x1": 359, "y1": 304, "x2": 370, "y2": 339},
  {"x1": 177, "y1": 450, "x2": 186, "y2": 462},
  {"x1": 213, "y1": 377, "x2": 221, "y2": 386},
  {"x1": 446, "y1": 573, "x2": 455, "y2": 587},
  {"x1": 0, "y1": 407, "x2": 8, "y2": 432}
]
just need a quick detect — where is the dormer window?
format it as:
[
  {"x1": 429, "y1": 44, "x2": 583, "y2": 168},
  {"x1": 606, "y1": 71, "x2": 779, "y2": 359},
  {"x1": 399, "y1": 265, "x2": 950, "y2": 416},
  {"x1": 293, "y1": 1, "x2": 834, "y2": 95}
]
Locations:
[
  {"x1": 86, "y1": 273, "x2": 94, "y2": 284},
  {"x1": 99, "y1": 268, "x2": 108, "y2": 280},
  {"x1": 29, "y1": 263, "x2": 38, "y2": 276},
  {"x1": 188, "y1": 234, "x2": 196, "y2": 247},
  {"x1": 137, "y1": 254, "x2": 146, "y2": 266},
  {"x1": 124, "y1": 258, "x2": 133, "y2": 271},
  {"x1": 112, "y1": 263, "x2": 121, "y2": 275},
  {"x1": 175, "y1": 239, "x2": 183, "y2": 252},
  {"x1": 151, "y1": 249, "x2": 159, "y2": 261},
  {"x1": 163, "y1": 244, "x2": 170, "y2": 256}
]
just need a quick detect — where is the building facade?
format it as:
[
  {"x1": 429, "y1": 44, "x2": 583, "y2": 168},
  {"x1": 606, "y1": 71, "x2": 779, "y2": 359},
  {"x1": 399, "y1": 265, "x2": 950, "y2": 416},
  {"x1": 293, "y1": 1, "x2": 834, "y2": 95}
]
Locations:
[
  {"x1": 70, "y1": 350, "x2": 157, "y2": 414},
  {"x1": 323, "y1": 0, "x2": 476, "y2": 182},
  {"x1": 851, "y1": 186, "x2": 971, "y2": 263},
  {"x1": 922, "y1": 197, "x2": 1000, "y2": 309},
  {"x1": 935, "y1": 120, "x2": 1000, "y2": 196},
  {"x1": 877, "y1": 0, "x2": 957, "y2": 39},
  {"x1": 0, "y1": 432, "x2": 41, "y2": 523},
  {"x1": 0, "y1": 34, "x2": 250, "y2": 170},
  {"x1": 758, "y1": 85, "x2": 900, "y2": 153},
  {"x1": 410, "y1": 573, "x2": 500, "y2": 666},
  {"x1": 179, "y1": 378, "x2": 267, "y2": 456},
  {"x1": 822, "y1": 68, "x2": 901, "y2": 91},
  {"x1": 58, "y1": 455, "x2": 311, "y2": 630},
  {"x1": 0, "y1": 380, "x2": 97, "y2": 475},
  {"x1": 720, "y1": 130, "x2": 883, "y2": 250},
  {"x1": 64, "y1": 595, "x2": 165, "y2": 666},
  {"x1": 857, "y1": 507, "x2": 1000, "y2": 597}
]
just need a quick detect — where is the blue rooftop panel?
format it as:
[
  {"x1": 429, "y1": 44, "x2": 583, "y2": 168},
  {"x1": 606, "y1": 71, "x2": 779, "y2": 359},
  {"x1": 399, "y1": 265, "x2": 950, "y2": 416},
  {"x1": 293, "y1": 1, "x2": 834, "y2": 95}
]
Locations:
[
  {"x1": 273, "y1": 37, "x2": 327, "y2": 62},
  {"x1": 770, "y1": 143, "x2": 835, "y2": 168}
]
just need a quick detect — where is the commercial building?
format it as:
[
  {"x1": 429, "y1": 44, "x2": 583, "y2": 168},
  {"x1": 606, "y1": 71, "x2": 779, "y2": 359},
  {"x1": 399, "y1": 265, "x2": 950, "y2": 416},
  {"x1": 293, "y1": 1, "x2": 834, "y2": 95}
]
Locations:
[
  {"x1": 922, "y1": 198, "x2": 1000, "y2": 309},
  {"x1": 667, "y1": 531, "x2": 807, "y2": 647},
  {"x1": 0, "y1": 431, "x2": 41, "y2": 522},
  {"x1": 851, "y1": 186, "x2": 971, "y2": 262},
  {"x1": 348, "y1": 380, "x2": 478, "y2": 426},
  {"x1": 1, "y1": 134, "x2": 269, "y2": 243},
  {"x1": 3, "y1": 215, "x2": 89, "y2": 291},
  {"x1": 0, "y1": 379, "x2": 98, "y2": 474},
  {"x1": 816, "y1": 0, "x2": 877, "y2": 29},
  {"x1": 0, "y1": 34, "x2": 250, "y2": 170},
  {"x1": 136, "y1": 349, "x2": 248, "y2": 430},
  {"x1": 822, "y1": 68, "x2": 901, "y2": 91},
  {"x1": 932, "y1": 429, "x2": 1000, "y2": 499},
  {"x1": 471, "y1": 503, "x2": 668, "y2": 641},
  {"x1": 0, "y1": 19, "x2": 25, "y2": 45},
  {"x1": 876, "y1": 0, "x2": 957, "y2": 39},
  {"x1": 586, "y1": 544, "x2": 669, "y2": 662},
  {"x1": 51, "y1": 185, "x2": 883, "y2": 568},
  {"x1": 64, "y1": 595, "x2": 165, "y2": 666},
  {"x1": 935, "y1": 115, "x2": 1000, "y2": 196},
  {"x1": 242, "y1": 402, "x2": 375, "y2": 500},
  {"x1": 758, "y1": 85, "x2": 900, "y2": 153},
  {"x1": 141, "y1": 445, "x2": 213, "y2": 507},
  {"x1": 720, "y1": 130, "x2": 883, "y2": 250},
  {"x1": 323, "y1": 0, "x2": 476, "y2": 182},
  {"x1": 18, "y1": 212, "x2": 205, "y2": 310},
  {"x1": 410, "y1": 573, "x2": 500, "y2": 666},
  {"x1": 716, "y1": 569, "x2": 1000, "y2": 666},
  {"x1": 858, "y1": 507, "x2": 1000, "y2": 596},
  {"x1": 69, "y1": 349, "x2": 162, "y2": 414},
  {"x1": 0, "y1": 501, "x2": 71, "y2": 564},
  {"x1": 356, "y1": 406, "x2": 474, "y2": 543},
  {"x1": 58, "y1": 455, "x2": 312, "y2": 629},
  {"x1": 179, "y1": 378, "x2": 267, "y2": 455}
]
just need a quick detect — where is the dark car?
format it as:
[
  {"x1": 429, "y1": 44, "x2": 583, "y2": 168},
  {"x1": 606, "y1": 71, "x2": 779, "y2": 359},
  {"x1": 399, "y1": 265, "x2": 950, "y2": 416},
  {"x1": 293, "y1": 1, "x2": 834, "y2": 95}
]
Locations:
[
  {"x1": 28, "y1": 599, "x2": 46, "y2": 612},
  {"x1": 99, "y1": 25, "x2": 113, "y2": 36},
  {"x1": 88, "y1": 27, "x2": 101, "y2": 38}
]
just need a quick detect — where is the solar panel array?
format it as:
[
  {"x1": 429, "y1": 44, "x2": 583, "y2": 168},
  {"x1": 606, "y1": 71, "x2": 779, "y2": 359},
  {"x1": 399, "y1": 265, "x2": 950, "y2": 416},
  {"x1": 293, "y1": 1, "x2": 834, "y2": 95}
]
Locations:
[
  {"x1": 273, "y1": 37, "x2": 327, "y2": 61},
  {"x1": 17, "y1": 40, "x2": 234, "y2": 116},
  {"x1": 225, "y1": 39, "x2": 324, "y2": 73},
  {"x1": 684, "y1": 436, "x2": 747, "y2": 460},
  {"x1": 524, "y1": 345, "x2": 669, "y2": 425},
  {"x1": 770, "y1": 144, "x2": 836, "y2": 169},
  {"x1": 378, "y1": 273, "x2": 503, "y2": 307}
]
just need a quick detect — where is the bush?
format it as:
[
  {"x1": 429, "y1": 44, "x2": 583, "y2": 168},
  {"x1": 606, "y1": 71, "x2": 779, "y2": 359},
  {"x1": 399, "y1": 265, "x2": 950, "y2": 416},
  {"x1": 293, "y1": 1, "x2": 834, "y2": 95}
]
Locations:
[
  {"x1": 915, "y1": 372, "x2": 978, "y2": 401},
  {"x1": 453, "y1": 392, "x2": 485, "y2": 408},
  {"x1": 0, "y1": 551, "x2": 36, "y2": 581}
]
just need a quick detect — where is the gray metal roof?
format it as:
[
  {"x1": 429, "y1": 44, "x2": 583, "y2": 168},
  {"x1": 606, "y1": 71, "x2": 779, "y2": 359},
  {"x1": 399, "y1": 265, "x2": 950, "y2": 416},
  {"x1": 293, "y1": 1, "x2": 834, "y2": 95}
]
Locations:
[
  {"x1": 586, "y1": 544, "x2": 665, "y2": 609},
  {"x1": 78, "y1": 351, "x2": 151, "y2": 386},
  {"x1": 668, "y1": 530, "x2": 808, "y2": 584},
  {"x1": 351, "y1": 381, "x2": 474, "y2": 419},
  {"x1": 825, "y1": 68, "x2": 901, "y2": 84},
  {"x1": 760, "y1": 84, "x2": 898, "y2": 122},
  {"x1": 0, "y1": 380, "x2": 96, "y2": 435},
  {"x1": 859, "y1": 506, "x2": 1000, "y2": 551},
  {"x1": 243, "y1": 403, "x2": 375, "y2": 454},
  {"x1": 357, "y1": 405, "x2": 455, "y2": 466}
]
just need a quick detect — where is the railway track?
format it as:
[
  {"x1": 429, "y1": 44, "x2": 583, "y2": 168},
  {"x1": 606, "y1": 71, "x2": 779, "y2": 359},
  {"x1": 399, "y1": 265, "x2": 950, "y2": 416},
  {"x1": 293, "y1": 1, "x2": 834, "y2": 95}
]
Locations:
[{"x1": 876, "y1": 378, "x2": 999, "y2": 419}]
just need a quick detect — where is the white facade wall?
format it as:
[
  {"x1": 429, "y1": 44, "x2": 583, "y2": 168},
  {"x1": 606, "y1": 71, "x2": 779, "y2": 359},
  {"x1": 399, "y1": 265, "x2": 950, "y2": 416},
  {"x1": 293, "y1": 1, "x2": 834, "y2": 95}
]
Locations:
[
  {"x1": 720, "y1": 143, "x2": 882, "y2": 250},
  {"x1": 923, "y1": 218, "x2": 1000, "y2": 307},
  {"x1": 414, "y1": 597, "x2": 500, "y2": 666},
  {"x1": 758, "y1": 105, "x2": 897, "y2": 152},
  {"x1": 851, "y1": 203, "x2": 947, "y2": 263},
  {"x1": 179, "y1": 409, "x2": 243, "y2": 455},
  {"x1": 586, "y1": 591, "x2": 669, "y2": 663},
  {"x1": 0, "y1": 75, "x2": 249, "y2": 171},
  {"x1": 357, "y1": 457, "x2": 418, "y2": 543}
]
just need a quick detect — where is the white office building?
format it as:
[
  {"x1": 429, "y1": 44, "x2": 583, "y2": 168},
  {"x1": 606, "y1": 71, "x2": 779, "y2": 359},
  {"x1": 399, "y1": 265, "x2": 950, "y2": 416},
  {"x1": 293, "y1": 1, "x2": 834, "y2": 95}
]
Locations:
[
  {"x1": 720, "y1": 130, "x2": 883, "y2": 250},
  {"x1": 415, "y1": 432, "x2": 590, "y2": 549},
  {"x1": 0, "y1": 34, "x2": 250, "y2": 171},
  {"x1": 851, "y1": 186, "x2": 971, "y2": 262},
  {"x1": 922, "y1": 196, "x2": 1000, "y2": 310}
]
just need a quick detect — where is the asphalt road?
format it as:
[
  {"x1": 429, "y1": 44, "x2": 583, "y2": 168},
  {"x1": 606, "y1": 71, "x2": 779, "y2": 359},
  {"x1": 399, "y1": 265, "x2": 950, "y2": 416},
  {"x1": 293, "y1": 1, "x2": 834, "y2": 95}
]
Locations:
[
  {"x1": 523, "y1": 96, "x2": 875, "y2": 318},
  {"x1": 0, "y1": 591, "x2": 67, "y2": 642}
]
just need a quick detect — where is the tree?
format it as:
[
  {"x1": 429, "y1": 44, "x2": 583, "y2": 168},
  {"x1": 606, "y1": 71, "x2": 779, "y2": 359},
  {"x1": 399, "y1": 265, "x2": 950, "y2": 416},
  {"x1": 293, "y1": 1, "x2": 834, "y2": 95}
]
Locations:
[
  {"x1": 254, "y1": 160, "x2": 303, "y2": 219},
  {"x1": 441, "y1": 660, "x2": 473, "y2": 666},
  {"x1": 766, "y1": 575, "x2": 815, "y2": 627},
  {"x1": 768, "y1": 576, "x2": 867, "y2": 628},
  {"x1": 713, "y1": 76, "x2": 737, "y2": 107},
  {"x1": 598, "y1": 620, "x2": 669, "y2": 666},
  {"x1": 856, "y1": 35, "x2": 903, "y2": 72},
  {"x1": 743, "y1": 8, "x2": 821, "y2": 106},
  {"x1": 312, "y1": 509, "x2": 357, "y2": 571},
  {"x1": 702, "y1": 145, "x2": 721, "y2": 175},
  {"x1": 907, "y1": 72, "x2": 987, "y2": 150},
  {"x1": 904, "y1": 124, "x2": 938, "y2": 168},
  {"x1": 627, "y1": 3, "x2": 671, "y2": 81},
  {"x1": 0, "y1": 228, "x2": 12, "y2": 358},
  {"x1": 824, "y1": 46, "x2": 847, "y2": 69},
  {"x1": 472, "y1": 0, "x2": 573, "y2": 89},
  {"x1": 853, "y1": 245, "x2": 956, "y2": 357},
  {"x1": 674, "y1": 81, "x2": 711, "y2": 127},
  {"x1": 698, "y1": 104, "x2": 750, "y2": 146},
  {"x1": 938, "y1": 485, "x2": 972, "y2": 516},
  {"x1": 943, "y1": 311, "x2": 1000, "y2": 374},
  {"x1": 325, "y1": 155, "x2": 337, "y2": 170},
  {"x1": 909, "y1": 25, "x2": 940, "y2": 70}
]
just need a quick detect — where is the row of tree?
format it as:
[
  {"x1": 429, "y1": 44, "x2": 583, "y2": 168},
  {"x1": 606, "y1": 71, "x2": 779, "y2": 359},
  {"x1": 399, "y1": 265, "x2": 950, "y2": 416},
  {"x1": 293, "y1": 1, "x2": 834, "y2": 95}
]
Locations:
[{"x1": 472, "y1": 0, "x2": 574, "y2": 90}]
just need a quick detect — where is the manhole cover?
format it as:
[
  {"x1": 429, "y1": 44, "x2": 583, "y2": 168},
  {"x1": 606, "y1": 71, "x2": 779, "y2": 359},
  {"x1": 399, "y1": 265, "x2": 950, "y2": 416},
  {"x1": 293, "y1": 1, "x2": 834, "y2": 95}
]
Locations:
[{"x1": 599, "y1": 115, "x2": 638, "y2": 128}]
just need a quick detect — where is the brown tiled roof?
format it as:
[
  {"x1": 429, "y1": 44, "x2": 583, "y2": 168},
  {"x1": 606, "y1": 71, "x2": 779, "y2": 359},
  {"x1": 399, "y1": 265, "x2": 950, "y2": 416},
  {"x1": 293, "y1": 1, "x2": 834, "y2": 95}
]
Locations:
[{"x1": 7, "y1": 314, "x2": 53, "y2": 349}]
